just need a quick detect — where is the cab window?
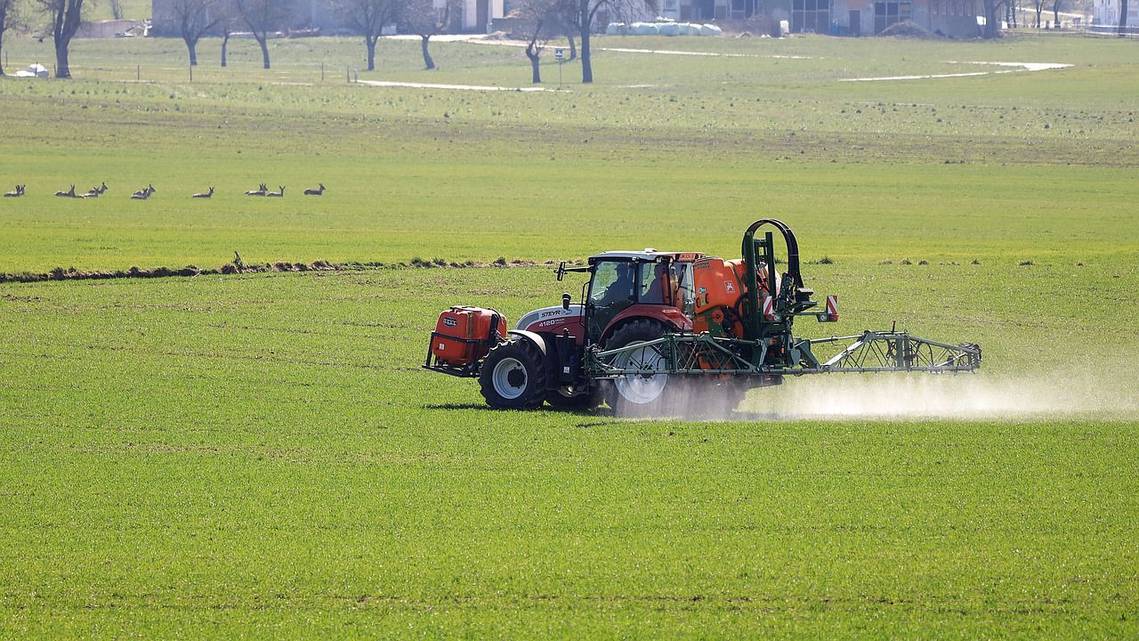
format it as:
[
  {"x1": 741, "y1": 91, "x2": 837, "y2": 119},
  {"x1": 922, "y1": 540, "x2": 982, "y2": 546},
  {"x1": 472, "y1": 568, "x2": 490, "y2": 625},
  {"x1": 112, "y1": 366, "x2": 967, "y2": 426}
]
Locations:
[
  {"x1": 639, "y1": 261, "x2": 670, "y2": 304},
  {"x1": 589, "y1": 261, "x2": 635, "y2": 306}
]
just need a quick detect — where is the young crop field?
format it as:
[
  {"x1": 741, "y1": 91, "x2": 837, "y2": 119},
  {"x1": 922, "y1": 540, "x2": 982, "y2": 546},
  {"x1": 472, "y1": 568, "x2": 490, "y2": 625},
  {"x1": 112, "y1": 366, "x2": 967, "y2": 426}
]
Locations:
[{"x1": 1, "y1": 31, "x2": 1137, "y2": 639}]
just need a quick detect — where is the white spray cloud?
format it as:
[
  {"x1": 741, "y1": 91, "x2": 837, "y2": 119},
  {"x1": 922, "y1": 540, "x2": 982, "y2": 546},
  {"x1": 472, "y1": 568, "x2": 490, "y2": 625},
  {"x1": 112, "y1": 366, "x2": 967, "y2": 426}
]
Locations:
[
  {"x1": 611, "y1": 371, "x2": 1139, "y2": 421},
  {"x1": 735, "y1": 373, "x2": 1139, "y2": 421}
]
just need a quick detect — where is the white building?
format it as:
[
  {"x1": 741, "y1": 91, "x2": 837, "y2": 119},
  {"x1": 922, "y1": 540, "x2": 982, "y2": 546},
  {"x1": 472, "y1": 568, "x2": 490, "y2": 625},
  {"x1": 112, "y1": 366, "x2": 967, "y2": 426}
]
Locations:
[
  {"x1": 438, "y1": 0, "x2": 505, "y2": 32},
  {"x1": 1092, "y1": 0, "x2": 1138, "y2": 28}
]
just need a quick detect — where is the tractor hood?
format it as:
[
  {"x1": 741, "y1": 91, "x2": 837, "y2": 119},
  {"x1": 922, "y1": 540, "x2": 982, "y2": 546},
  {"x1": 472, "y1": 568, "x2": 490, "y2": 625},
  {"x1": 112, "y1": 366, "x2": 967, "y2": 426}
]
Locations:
[{"x1": 516, "y1": 304, "x2": 585, "y2": 332}]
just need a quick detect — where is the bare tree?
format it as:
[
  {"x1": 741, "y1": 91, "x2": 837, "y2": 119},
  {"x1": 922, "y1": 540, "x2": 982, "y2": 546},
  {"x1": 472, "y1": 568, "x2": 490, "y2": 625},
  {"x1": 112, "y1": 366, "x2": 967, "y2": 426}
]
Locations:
[
  {"x1": 173, "y1": 0, "x2": 222, "y2": 65},
  {"x1": 1121, "y1": 0, "x2": 1129, "y2": 35},
  {"x1": 1031, "y1": 0, "x2": 1042, "y2": 26},
  {"x1": 571, "y1": 0, "x2": 654, "y2": 83},
  {"x1": 235, "y1": 0, "x2": 285, "y2": 69},
  {"x1": 399, "y1": 0, "x2": 455, "y2": 70},
  {"x1": 515, "y1": 0, "x2": 571, "y2": 83},
  {"x1": 0, "y1": 0, "x2": 23, "y2": 76},
  {"x1": 37, "y1": 0, "x2": 84, "y2": 78},
  {"x1": 1052, "y1": 0, "x2": 1061, "y2": 27},
  {"x1": 336, "y1": 0, "x2": 398, "y2": 71},
  {"x1": 109, "y1": 0, "x2": 122, "y2": 18}
]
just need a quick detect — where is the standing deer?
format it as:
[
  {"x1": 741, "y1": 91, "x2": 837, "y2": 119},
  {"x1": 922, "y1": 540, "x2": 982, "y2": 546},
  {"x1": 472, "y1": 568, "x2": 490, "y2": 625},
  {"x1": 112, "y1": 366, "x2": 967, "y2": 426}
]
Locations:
[
  {"x1": 245, "y1": 183, "x2": 268, "y2": 196},
  {"x1": 303, "y1": 183, "x2": 325, "y2": 196},
  {"x1": 131, "y1": 184, "x2": 156, "y2": 200},
  {"x1": 4, "y1": 185, "x2": 24, "y2": 197},
  {"x1": 192, "y1": 187, "x2": 215, "y2": 199},
  {"x1": 55, "y1": 185, "x2": 78, "y2": 198},
  {"x1": 266, "y1": 186, "x2": 285, "y2": 198}
]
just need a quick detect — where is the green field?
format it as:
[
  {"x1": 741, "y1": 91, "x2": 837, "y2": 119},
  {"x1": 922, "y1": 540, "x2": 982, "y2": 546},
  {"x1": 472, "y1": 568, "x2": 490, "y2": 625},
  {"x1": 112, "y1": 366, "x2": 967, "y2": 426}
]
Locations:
[{"x1": 1, "y1": 32, "x2": 1137, "y2": 638}]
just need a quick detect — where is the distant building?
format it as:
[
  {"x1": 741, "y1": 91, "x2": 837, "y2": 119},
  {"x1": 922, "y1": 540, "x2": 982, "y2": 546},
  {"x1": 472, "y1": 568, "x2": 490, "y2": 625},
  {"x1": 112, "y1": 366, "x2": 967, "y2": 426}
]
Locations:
[
  {"x1": 655, "y1": 0, "x2": 984, "y2": 37},
  {"x1": 1091, "y1": 0, "x2": 1138, "y2": 30},
  {"x1": 446, "y1": 0, "x2": 505, "y2": 32}
]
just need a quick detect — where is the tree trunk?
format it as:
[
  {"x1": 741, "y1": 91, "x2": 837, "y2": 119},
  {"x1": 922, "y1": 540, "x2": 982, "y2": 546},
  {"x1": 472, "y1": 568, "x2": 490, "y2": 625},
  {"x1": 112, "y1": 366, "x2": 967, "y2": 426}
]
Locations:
[
  {"x1": 257, "y1": 33, "x2": 270, "y2": 69},
  {"x1": 983, "y1": 0, "x2": 1002, "y2": 37},
  {"x1": 527, "y1": 51, "x2": 540, "y2": 83},
  {"x1": 366, "y1": 36, "x2": 376, "y2": 71},
  {"x1": 580, "y1": 26, "x2": 591, "y2": 83},
  {"x1": 1053, "y1": 1, "x2": 1060, "y2": 27},
  {"x1": 0, "y1": 4, "x2": 7, "y2": 77},
  {"x1": 55, "y1": 39, "x2": 71, "y2": 78},
  {"x1": 185, "y1": 36, "x2": 199, "y2": 66},
  {"x1": 420, "y1": 35, "x2": 434, "y2": 70},
  {"x1": 565, "y1": 30, "x2": 576, "y2": 60},
  {"x1": 1035, "y1": 3, "x2": 1042, "y2": 27},
  {"x1": 1121, "y1": 0, "x2": 1130, "y2": 34},
  {"x1": 221, "y1": 33, "x2": 230, "y2": 67}
]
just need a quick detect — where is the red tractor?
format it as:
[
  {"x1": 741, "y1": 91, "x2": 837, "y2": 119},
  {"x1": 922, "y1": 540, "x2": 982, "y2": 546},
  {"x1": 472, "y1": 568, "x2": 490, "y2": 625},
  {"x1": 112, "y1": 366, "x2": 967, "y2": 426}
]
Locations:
[{"x1": 425, "y1": 220, "x2": 980, "y2": 413}]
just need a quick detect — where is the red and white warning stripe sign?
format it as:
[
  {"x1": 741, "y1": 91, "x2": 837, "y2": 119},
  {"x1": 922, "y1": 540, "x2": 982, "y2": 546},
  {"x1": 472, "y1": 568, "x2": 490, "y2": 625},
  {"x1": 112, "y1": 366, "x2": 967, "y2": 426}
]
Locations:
[
  {"x1": 826, "y1": 295, "x2": 839, "y2": 321},
  {"x1": 763, "y1": 295, "x2": 776, "y2": 320}
]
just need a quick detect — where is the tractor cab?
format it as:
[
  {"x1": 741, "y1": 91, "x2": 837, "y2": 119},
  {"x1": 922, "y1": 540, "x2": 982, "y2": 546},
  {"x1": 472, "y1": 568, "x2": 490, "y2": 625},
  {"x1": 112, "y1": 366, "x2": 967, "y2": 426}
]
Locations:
[{"x1": 561, "y1": 250, "x2": 703, "y2": 345}]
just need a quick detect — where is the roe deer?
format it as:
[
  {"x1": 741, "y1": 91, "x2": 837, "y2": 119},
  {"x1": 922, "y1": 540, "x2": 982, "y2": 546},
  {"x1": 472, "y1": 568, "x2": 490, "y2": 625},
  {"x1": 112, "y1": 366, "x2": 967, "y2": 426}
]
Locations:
[{"x1": 131, "y1": 184, "x2": 156, "y2": 200}]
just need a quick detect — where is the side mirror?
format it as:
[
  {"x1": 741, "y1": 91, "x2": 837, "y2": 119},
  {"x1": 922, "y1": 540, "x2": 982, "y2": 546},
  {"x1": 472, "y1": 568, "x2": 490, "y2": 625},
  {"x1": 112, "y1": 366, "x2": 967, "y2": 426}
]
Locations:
[{"x1": 562, "y1": 293, "x2": 571, "y2": 311}]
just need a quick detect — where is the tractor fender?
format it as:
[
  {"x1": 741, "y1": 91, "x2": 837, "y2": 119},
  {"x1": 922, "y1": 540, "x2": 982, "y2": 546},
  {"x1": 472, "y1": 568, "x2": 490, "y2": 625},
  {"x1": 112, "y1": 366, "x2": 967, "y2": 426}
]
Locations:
[
  {"x1": 601, "y1": 305, "x2": 692, "y2": 344},
  {"x1": 507, "y1": 330, "x2": 547, "y2": 355}
]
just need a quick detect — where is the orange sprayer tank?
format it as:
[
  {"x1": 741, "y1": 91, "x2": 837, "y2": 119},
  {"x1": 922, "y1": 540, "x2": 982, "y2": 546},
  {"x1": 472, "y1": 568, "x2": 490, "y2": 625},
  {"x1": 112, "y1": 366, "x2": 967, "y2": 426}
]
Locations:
[
  {"x1": 692, "y1": 258, "x2": 775, "y2": 335},
  {"x1": 430, "y1": 306, "x2": 507, "y2": 367},
  {"x1": 693, "y1": 258, "x2": 745, "y2": 315}
]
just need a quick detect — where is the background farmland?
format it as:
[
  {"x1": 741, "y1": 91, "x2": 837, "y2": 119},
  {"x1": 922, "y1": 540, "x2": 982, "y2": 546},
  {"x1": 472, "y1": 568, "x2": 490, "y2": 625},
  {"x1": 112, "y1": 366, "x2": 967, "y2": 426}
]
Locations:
[{"x1": 1, "y1": 32, "x2": 1137, "y2": 639}]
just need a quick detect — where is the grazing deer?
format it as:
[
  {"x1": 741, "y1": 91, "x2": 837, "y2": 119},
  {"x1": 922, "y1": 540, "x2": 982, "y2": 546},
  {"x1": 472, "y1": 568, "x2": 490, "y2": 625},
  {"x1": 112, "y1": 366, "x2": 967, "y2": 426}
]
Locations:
[
  {"x1": 192, "y1": 187, "x2": 214, "y2": 199},
  {"x1": 83, "y1": 182, "x2": 109, "y2": 198},
  {"x1": 3, "y1": 185, "x2": 24, "y2": 198},
  {"x1": 266, "y1": 185, "x2": 285, "y2": 198},
  {"x1": 55, "y1": 185, "x2": 78, "y2": 198},
  {"x1": 303, "y1": 183, "x2": 325, "y2": 196},
  {"x1": 131, "y1": 184, "x2": 156, "y2": 200},
  {"x1": 245, "y1": 183, "x2": 268, "y2": 196}
]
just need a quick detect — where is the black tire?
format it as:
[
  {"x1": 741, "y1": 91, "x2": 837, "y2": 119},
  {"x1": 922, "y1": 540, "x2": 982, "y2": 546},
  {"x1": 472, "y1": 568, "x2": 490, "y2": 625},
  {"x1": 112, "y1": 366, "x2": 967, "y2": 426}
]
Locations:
[
  {"x1": 602, "y1": 320, "x2": 676, "y2": 417},
  {"x1": 479, "y1": 338, "x2": 547, "y2": 410},
  {"x1": 545, "y1": 386, "x2": 601, "y2": 411}
]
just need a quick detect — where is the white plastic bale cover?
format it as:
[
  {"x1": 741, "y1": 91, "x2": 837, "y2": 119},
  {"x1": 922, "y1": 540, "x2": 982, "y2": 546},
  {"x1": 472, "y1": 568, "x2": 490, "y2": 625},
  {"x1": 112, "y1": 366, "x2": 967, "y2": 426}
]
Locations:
[
  {"x1": 631, "y1": 22, "x2": 659, "y2": 35},
  {"x1": 658, "y1": 22, "x2": 680, "y2": 35},
  {"x1": 606, "y1": 22, "x2": 627, "y2": 35},
  {"x1": 699, "y1": 23, "x2": 723, "y2": 35},
  {"x1": 681, "y1": 23, "x2": 701, "y2": 35}
]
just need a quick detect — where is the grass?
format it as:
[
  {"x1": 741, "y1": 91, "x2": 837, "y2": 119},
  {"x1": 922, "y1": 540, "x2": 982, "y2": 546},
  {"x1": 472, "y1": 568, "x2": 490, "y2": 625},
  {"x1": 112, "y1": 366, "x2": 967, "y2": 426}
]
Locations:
[{"x1": 0, "y1": 31, "x2": 1137, "y2": 639}]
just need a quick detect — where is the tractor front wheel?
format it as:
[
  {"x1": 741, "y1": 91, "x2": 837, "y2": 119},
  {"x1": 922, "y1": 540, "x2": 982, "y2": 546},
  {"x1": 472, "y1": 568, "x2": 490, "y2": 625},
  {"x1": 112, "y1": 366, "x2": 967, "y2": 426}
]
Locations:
[
  {"x1": 603, "y1": 320, "x2": 678, "y2": 416},
  {"x1": 479, "y1": 338, "x2": 548, "y2": 410}
]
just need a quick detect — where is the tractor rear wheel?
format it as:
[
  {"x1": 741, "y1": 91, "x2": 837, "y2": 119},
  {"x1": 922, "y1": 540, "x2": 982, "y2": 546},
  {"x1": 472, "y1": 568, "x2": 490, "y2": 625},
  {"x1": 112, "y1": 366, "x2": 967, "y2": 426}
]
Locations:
[
  {"x1": 479, "y1": 338, "x2": 547, "y2": 410},
  {"x1": 603, "y1": 320, "x2": 678, "y2": 416}
]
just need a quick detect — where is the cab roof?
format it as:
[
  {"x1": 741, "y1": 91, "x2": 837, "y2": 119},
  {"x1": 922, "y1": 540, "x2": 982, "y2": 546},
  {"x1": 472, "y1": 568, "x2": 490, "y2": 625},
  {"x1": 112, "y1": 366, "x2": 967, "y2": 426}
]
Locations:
[{"x1": 589, "y1": 250, "x2": 704, "y2": 262}]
